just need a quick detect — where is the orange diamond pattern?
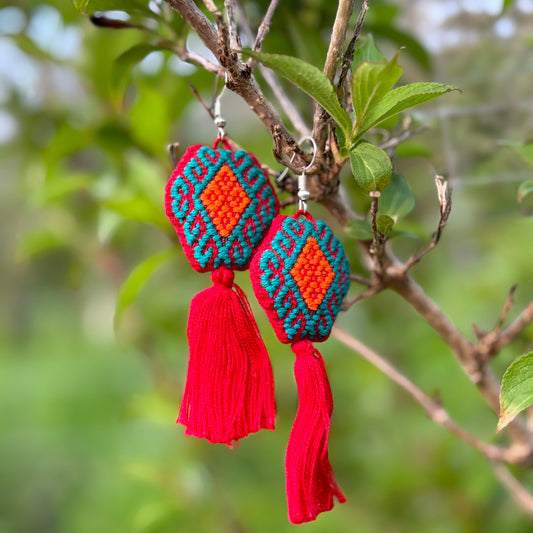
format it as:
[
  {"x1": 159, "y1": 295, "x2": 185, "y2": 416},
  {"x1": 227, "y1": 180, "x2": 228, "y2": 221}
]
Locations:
[
  {"x1": 200, "y1": 164, "x2": 251, "y2": 237},
  {"x1": 290, "y1": 237, "x2": 336, "y2": 311}
]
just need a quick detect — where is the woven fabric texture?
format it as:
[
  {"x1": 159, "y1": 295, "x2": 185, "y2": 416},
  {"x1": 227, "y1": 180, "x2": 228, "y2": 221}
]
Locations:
[
  {"x1": 165, "y1": 144, "x2": 279, "y2": 272},
  {"x1": 250, "y1": 212, "x2": 350, "y2": 344}
]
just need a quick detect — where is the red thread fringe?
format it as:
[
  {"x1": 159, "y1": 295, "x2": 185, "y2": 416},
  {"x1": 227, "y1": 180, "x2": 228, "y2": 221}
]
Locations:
[
  {"x1": 286, "y1": 339, "x2": 346, "y2": 524},
  {"x1": 178, "y1": 267, "x2": 276, "y2": 447}
]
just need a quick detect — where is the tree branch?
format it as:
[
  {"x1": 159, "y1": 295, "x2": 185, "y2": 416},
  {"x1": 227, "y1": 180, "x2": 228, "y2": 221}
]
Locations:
[
  {"x1": 332, "y1": 327, "x2": 529, "y2": 464},
  {"x1": 389, "y1": 270, "x2": 533, "y2": 447},
  {"x1": 403, "y1": 175, "x2": 451, "y2": 272},
  {"x1": 337, "y1": 0, "x2": 369, "y2": 98},
  {"x1": 312, "y1": 0, "x2": 356, "y2": 154},
  {"x1": 167, "y1": 0, "x2": 221, "y2": 55},
  {"x1": 234, "y1": 0, "x2": 310, "y2": 137},
  {"x1": 253, "y1": 0, "x2": 279, "y2": 52},
  {"x1": 491, "y1": 461, "x2": 533, "y2": 518},
  {"x1": 492, "y1": 299, "x2": 533, "y2": 353}
]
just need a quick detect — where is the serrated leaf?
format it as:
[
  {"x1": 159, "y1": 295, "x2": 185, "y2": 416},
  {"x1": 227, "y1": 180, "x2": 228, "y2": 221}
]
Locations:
[
  {"x1": 498, "y1": 352, "x2": 533, "y2": 431},
  {"x1": 103, "y1": 196, "x2": 168, "y2": 229},
  {"x1": 379, "y1": 173, "x2": 415, "y2": 221},
  {"x1": 344, "y1": 219, "x2": 373, "y2": 241},
  {"x1": 241, "y1": 50, "x2": 352, "y2": 136},
  {"x1": 361, "y1": 82, "x2": 458, "y2": 133},
  {"x1": 349, "y1": 142, "x2": 392, "y2": 194},
  {"x1": 352, "y1": 35, "x2": 386, "y2": 70},
  {"x1": 115, "y1": 248, "x2": 178, "y2": 330},
  {"x1": 501, "y1": 140, "x2": 533, "y2": 168},
  {"x1": 376, "y1": 214, "x2": 394, "y2": 236},
  {"x1": 111, "y1": 44, "x2": 173, "y2": 104},
  {"x1": 73, "y1": 0, "x2": 154, "y2": 16},
  {"x1": 518, "y1": 180, "x2": 533, "y2": 203},
  {"x1": 351, "y1": 51, "x2": 402, "y2": 137}
]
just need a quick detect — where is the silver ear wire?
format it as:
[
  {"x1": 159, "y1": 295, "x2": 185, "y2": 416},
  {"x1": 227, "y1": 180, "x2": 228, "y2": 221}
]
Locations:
[
  {"x1": 296, "y1": 136, "x2": 317, "y2": 213},
  {"x1": 213, "y1": 72, "x2": 228, "y2": 139},
  {"x1": 277, "y1": 137, "x2": 318, "y2": 206}
]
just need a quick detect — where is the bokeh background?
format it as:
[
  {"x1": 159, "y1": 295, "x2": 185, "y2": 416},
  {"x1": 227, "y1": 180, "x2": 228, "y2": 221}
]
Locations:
[{"x1": 2, "y1": 0, "x2": 533, "y2": 532}]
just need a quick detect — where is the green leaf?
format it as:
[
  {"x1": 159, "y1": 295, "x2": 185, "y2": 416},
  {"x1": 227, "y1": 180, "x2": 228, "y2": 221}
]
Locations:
[
  {"x1": 111, "y1": 44, "x2": 172, "y2": 104},
  {"x1": 352, "y1": 35, "x2": 386, "y2": 70},
  {"x1": 115, "y1": 248, "x2": 178, "y2": 330},
  {"x1": 361, "y1": 82, "x2": 458, "y2": 133},
  {"x1": 498, "y1": 352, "x2": 533, "y2": 431},
  {"x1": 351, "y1": 51, "x2": 402, "y2": 137},
  {"x1": 501, "y1": 140, "x2": 533, "y2": 167},
  {"x1": 73, "y1": 0, "x2": 154, "y2": 16},
  {"x1": 241, "y1": 50, "x2": 352, "y2": 135},
  {"x1": 379, "y1": 173, "x2": 415, "y2": 221},
  {"x1": 376, "y1": 214, "x2": 394, "y2": 236},
  {"x1": 344, "y1": 219, "x2": 373, "y2": 241},
  {"x1": 349, "y1": 142, "x2": 392, "y2": 194},
  {"x1": 518, "y1": 180, "x2": 533, "y2": 203},
  {"x1": 103, "y1": 197, "x2": 168, "y2": 230}
]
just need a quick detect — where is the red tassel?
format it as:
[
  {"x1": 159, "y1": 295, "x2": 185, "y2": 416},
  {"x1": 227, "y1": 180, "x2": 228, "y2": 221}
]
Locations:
[
  {"x1": 178, "y1": 266, "x2": 276, "y2": 447},
  {"x1": 286, "y1": 339, "x2": 346, "y2": 524}
]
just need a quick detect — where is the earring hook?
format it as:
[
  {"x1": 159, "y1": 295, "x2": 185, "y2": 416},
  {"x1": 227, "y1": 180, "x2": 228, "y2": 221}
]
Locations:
[
  {"x1": 277, "y1": 136, "x2": 317, "y2": 213},
  {"x1": 213, "y1": 72, "x2": 229, "y2": 139}
]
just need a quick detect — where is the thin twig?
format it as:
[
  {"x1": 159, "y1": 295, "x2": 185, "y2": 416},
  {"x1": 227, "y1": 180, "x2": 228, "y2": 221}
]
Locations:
[
  {"x1": 224, "y1": 0, "x2": 241, "y2": 52},
  {"x1": 202, "y1": 0, "x2": 219, "y2": 14},
  {"x1": 337, "y1": 0, "x2": 369, "y2": 97},
  {"x1": 341, "y1": 283, "x2": 384, "y2": 310},
  {"x1": 234, "y1": 0, "x2": 309, "y2": 137},
  {"x1": 312, "y1": 0, "x2": 356, "y2": 153},
  {"x1": 350, "y1": 273, "x2": 372, "y2": 285},
  {"x1": 179, "y1": 48, "x2": 222, "y2": 74},
  {"x1": 474, "y1": 285, "x2": 517, "y2": 351},
  {"x1": 253, "y1": 0, "x2": 280, "y2": 52},
  {"x1": 332, "y1": 327, "x2": 524, "y2": 464},
  {"x1": 491, "y1": 461, "x2": 533, "y2": 518},
  {"x1": 492, "y1": 299, "x2": 533, "y2": 353},
  {"x1": 403, "y1": 175, "x2": 451, "y2": 272},
  {"x1": 389, "y1": 270, "x2": 533, "y2": 447},
  {"x1": 369, "y1": 191, "x2": 386, "y2": 268},
  {"x1": 379, "y1": 126, "x2": 428, "y2": 154}
]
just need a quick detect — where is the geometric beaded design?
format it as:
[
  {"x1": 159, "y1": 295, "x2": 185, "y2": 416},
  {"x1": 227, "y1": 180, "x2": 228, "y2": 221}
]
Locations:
[
  {"x1": 290, "y1": 238, "x2": 336, "y2": 311},
  {"x1": 200, "y1": 165, "x2": 251, "y2": 237},
  {"x1": 165, "y1": 144, "x2": 279, "y2": 272},
  {"x1": 250, "y1": 213, "x2": 350, "y2": 344}
]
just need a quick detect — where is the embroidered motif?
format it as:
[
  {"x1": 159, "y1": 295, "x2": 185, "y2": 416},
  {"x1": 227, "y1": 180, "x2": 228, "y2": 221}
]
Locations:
[
  {"x1": 290, "y1": 237, "x2": 336, "y2": 311},
  {"x1": 165, "y1": 144, "x2": 279, "y2": 272},
  {"x1": 251, "y1": 213, "x2": 350, "y2": 343},
  {"x1": 200, "y1": 164, "x2": 251, "y2": 237}
]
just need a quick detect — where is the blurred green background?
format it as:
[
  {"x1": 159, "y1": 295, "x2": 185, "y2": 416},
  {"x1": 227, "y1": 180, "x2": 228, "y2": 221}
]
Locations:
[{"x1": 2, "y1": 1, "x2": 533, "y2": 532}]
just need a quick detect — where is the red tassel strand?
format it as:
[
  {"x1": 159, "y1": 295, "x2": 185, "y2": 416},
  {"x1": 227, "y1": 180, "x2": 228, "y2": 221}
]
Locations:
[
  {"x1": 285, "y1": 339, "x2": 346, "y2": 524},
  {"x1": 177, "y1": 267, "x2": 276, "y2": 447}
]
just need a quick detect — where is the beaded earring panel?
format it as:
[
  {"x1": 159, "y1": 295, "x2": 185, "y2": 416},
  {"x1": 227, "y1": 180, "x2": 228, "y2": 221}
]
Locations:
[
  {"x1": 251, "y1": 213, "x2": 350, "y2": 344},
  {"x1": 165, "y1": 144, "x2": 279, "y2": 273}
]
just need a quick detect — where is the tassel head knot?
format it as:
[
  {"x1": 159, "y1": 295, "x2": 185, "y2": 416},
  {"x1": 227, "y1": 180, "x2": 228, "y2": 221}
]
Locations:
[
  {"x1": 291, "y1": 339, "x2": 314, "y2": 358},
  {"x1": 212, "y1": 267, "x2": 234, "y2": 288}
]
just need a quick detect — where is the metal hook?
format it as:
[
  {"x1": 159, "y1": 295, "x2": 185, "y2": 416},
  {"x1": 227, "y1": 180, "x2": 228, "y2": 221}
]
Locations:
[
  {"x1": 296, "y1": 136, "x2": 317, "y2": 213},
  {"x1": 277, "y1": 136, "x2": 317, "y2": 185},
  {"x1": 213, "y1": 72, "x2": 228, "y2": 139}
]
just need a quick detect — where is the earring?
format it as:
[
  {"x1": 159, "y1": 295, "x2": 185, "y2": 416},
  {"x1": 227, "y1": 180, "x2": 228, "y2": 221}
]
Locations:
[
  {"x1": 250, "y1": 137, "x2": 350, "y2": 523},
  {"x1": 164, "y1": 76, "x2": 279, "y2": 447}
]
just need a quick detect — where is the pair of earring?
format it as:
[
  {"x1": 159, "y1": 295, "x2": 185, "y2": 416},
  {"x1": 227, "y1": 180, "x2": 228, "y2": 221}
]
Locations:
[{"x1": 164, "y1": 82, "x2": 350, "y2": 524}]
